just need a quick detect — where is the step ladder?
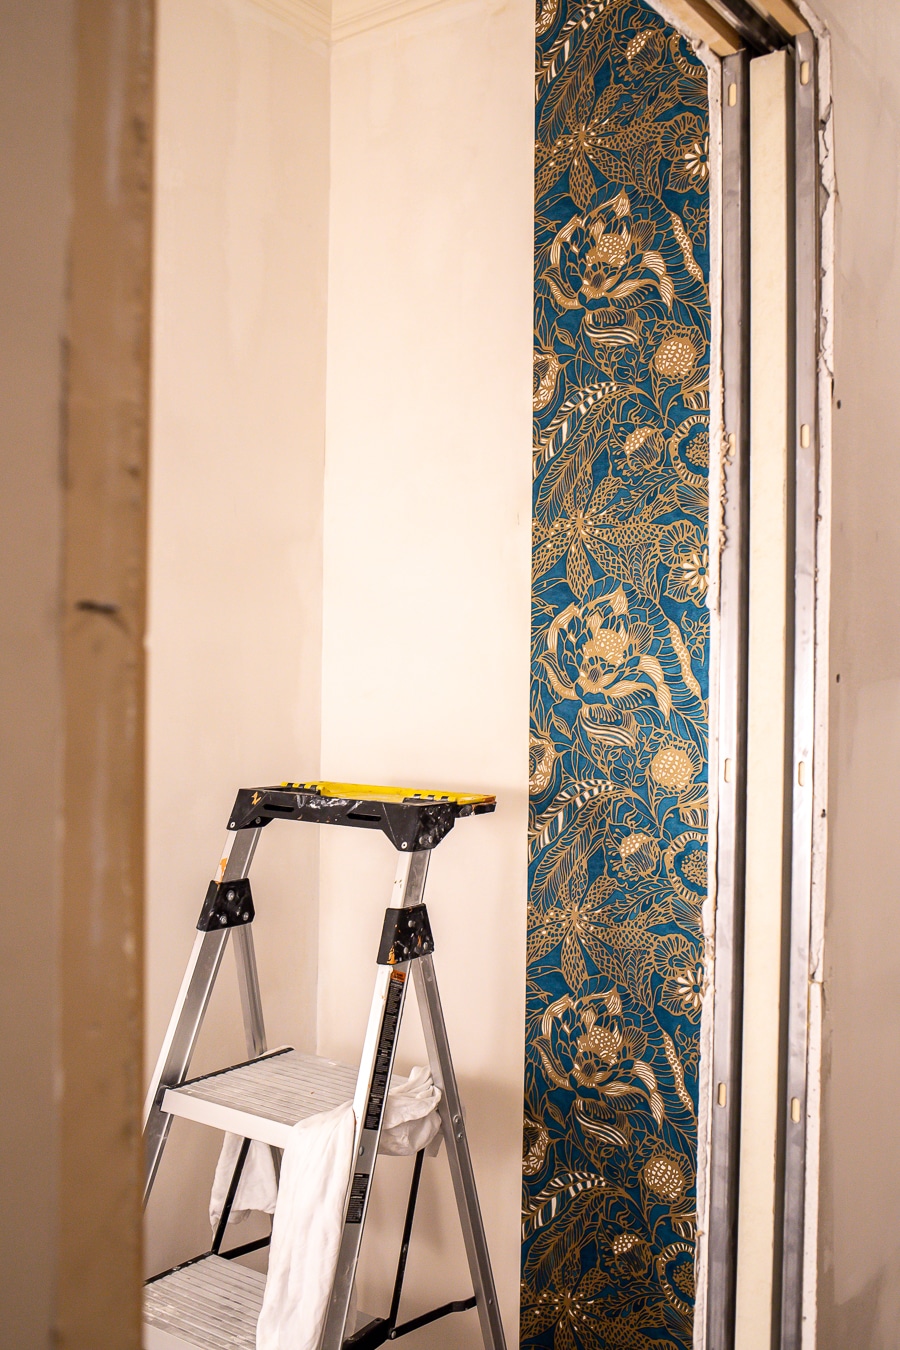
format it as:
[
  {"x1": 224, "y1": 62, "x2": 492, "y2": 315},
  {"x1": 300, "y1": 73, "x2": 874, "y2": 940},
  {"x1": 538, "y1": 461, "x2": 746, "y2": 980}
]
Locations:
[{"x1": 143, "y1": 781, "x2": 507, "y2": 1350}]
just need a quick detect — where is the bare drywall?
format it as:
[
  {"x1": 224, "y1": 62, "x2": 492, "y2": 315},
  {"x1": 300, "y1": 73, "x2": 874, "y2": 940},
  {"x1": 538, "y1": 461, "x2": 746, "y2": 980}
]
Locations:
[
  {"x1": 811, "y1": 1, "x2": 900, "y2": 1347},
  {"x1": 144, "y1": 0, "x2": 330, "y2": 1275},
  {"x1": 319, "y1": 0, "x2": 534, "y2": 1340},
  {"x1": 0, "y1": 2, "x2": 72, "y2": 1344}
]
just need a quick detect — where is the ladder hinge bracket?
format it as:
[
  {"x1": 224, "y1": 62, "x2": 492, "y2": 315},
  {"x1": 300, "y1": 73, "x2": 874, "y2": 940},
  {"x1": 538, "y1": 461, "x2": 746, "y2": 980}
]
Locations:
[
  {"x1": 197, "y1": 877, "x2": 255, "y2": 931},
  {"x1": 377, "y1": 904, "x2": 434, "y2": 965}
]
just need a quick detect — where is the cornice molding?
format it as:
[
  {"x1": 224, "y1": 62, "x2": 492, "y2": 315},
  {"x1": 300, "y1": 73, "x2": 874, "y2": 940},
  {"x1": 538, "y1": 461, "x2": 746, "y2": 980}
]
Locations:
[
  {"x1": 248, "y1": 0, "x2": 331, "y2": 42},
  {"x1": 247, "y1": 0, "x2": 471, "y2": 44},
  {"x1": 332, "y1": 0, "x2": 463, "y2": 41}
]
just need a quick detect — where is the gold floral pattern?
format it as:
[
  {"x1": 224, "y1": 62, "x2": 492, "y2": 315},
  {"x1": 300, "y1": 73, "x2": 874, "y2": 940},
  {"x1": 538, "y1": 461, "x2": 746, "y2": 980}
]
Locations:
[{"x1": 526, "y1": 1, "x2": 709, "y2": 1344}]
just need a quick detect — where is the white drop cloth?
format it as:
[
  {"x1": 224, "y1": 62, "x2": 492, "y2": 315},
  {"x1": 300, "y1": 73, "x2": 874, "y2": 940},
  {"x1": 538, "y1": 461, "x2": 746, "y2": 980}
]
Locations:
[
  {"x1": 208, "y1": 1067, "x2": 442, "y2": 1349},
  {"x1": 256, "y1": 1100, "x2": 357, "y2": 1350},
  {"x1": 210, "y1": 1135, "x2": 278, "y2": 1228},
  {"x1": 210, "y1": 1066, "x2": 442, "y2": 1229},
  {"x1": 378, "y1": 1065, "x2": 444, "y2": 1157}
]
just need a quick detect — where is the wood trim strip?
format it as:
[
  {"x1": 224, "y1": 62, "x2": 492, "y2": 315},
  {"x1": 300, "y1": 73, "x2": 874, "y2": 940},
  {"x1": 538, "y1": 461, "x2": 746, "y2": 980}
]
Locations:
[
  {"x1": 755, "y1": 0, "x2": 808, "y2": 37},
  {"x1": 664, "y1": 0, "x2": 744, "y2": 55},
  {"x1": 57, "y1": 2, "x2": 154, "y2": 1345}
]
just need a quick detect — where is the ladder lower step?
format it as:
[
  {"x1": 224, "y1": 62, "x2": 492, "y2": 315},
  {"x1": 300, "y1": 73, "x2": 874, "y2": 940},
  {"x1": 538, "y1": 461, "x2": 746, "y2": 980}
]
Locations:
[
  {"x1": 163, "y1": 1048, "x2": 358, "y2": 1148},
  {"x1": 144, "y1": 1255, "x2": 264, "y2": 1350},
  {"x1": 143, "y1": 1254, "x2": 375, "y2": 1350}
]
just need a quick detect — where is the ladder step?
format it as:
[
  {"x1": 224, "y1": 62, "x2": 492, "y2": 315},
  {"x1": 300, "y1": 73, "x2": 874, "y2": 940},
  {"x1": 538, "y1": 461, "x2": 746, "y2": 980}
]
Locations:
[
  {"x1": 163, "y1": 1048, "x2": 358, "y2": 1148},
  {"x1": 143, "y1": 1254, "x2": 374, "y2": 1350},
  {"x1": 144, "y1": 1254, "x2": 265, "y2": 1349}
]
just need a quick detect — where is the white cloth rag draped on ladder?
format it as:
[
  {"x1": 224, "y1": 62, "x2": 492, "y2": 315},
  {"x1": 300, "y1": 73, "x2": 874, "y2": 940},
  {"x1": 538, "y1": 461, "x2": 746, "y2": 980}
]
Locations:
[{"x1": 208, "y1": 1067, "x2": 442, "y2": 1350}]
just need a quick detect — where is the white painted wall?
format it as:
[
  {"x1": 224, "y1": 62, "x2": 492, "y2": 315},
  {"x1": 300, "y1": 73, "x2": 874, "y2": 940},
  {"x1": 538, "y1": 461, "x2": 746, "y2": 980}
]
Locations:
[
  {"x1": 809, "y1": 3, "x2": 900, "y2": 1347},
  {"x1": 145, "y1": 3, "x2": 533, "y2": 1326},
  {"x1": 318, "y1": 1, "x2": 534, "y2": 1339},
  {"x1": 145, "y1": 0, "x2": 330, "y2": 1274}
]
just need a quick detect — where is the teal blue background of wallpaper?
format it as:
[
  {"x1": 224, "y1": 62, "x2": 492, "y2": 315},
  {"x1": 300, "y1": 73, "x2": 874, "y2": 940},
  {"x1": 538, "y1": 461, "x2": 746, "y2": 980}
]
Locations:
[{"x1": 525, "y1": 0, "x2": 711, "y2": 1345}]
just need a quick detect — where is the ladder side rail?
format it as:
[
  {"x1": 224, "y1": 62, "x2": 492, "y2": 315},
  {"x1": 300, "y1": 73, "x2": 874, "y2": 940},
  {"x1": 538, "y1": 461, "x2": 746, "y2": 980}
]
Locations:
[
  {"x1": 320, "y1": 852, "x2": 430, "y2": 1350},
  {"x1": 232, "y1": 921, "x2": 283, "y2": 1182},
  {"x1": 233, "y1": 924, "x2": 267, "y2": 1057},
  {"x1": 413, "y1": 954, "x2": 508, "y2": 1350},
  {"x1": 143, "y1": 928, "x2": 230, "y2": 1204},
  {"x1": 320, "y1": 961, "x2": 413, "y2": 1349},
  {"x1": 142, "y1": 827, "x2": 262, "y2": 1204}
]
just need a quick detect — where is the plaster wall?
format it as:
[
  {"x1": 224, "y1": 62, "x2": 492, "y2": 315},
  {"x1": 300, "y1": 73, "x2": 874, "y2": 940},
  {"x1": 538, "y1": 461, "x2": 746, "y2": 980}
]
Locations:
[
  {"x1": 812, "y1": 2, "x2": 900, "y2": 1346},
  {"x1": 0, "y1": 2, "x2": 72, "y2": 1342},
  {"x1": 145, "y1": 0, "x2": 330, "y2": 1274},
  {"x1": 318, "y1": 0, "x2": 534, "y2": 1339}
]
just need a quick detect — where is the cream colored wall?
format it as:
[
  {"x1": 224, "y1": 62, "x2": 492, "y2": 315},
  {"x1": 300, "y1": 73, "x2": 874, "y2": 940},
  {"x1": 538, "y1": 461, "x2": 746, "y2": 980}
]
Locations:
[
  {"x1": 0, "y1": 2, "x2": 72, "y2": 1342},
  {"x1": 318, "y1": 0, "x2": 534, "y2": 1339},
  {"x1": 145, "y1": 0, "x2": 330, "y2": 1275},
  {"x1": 734, "y1": 49, "x2": 793, "y2": 1350},
  {"x1": 810, "y1": 2, "x2": 900, "y2": 1347}
]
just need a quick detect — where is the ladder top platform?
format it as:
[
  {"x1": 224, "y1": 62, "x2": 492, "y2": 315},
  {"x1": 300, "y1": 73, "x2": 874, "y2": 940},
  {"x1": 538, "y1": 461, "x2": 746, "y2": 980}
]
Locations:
[
  {"x1": 228, "y1": 781, "x2": 496, "y2": 851},
  {"x1": 162, "y1": 1047, "x2": 358, "y2": 1150}
]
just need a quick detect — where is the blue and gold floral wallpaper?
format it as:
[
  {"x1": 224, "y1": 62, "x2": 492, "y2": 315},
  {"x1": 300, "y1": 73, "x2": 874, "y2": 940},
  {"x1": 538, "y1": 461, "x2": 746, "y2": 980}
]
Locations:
[{"x1": 525, "y1": 0, "x2": 710, "y2": 1344}]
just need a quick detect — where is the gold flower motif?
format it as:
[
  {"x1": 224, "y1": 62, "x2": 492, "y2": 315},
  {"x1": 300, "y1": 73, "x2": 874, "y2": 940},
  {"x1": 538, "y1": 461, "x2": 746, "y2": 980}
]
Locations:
[
  {"x1": 661, "y1": 521, "x2": 709, "y2": 604},
  {"x1": 612, "y1": 1231, "x2": 652, "y2": 1276},
  {"x1": 622, "y1": 425, "x2": 665, "y2": 471},
  {"x1": 626, "y1": 27, "x2": 665, "y2": 73},
  {"x1": 580, "y1": 1022, "x2": 623, "y2": 1065},
  {"x1": 663, "y1": 962, "x2": 705, "y2": 1016},
  {"x1": 673, "y1": 1262, "x2": 695, "y2": 1298},
  {"x1": 664, "y1": 832, "x2": 707, "y2": 912},
  {"x1": 684, "y1": 425, "x2": 709, "y2": 466},
  {"x1": 649, "y1": 741, "x2": 699, "y2": 791},
  {"x1": 582, "y1": 625, "x2": 627, "y2": 676},
  {"x1": 642, "y1": 1153, "x2": 686, "y2": 1200},
  {"x1": 541, "y1": 197, "x2": 676, "y2": 320},
  {"x1": 672, "y1": 547, "x2": 709, "y2": 604},
  {"x1": 618, "y1": 832, "x2": 660, "y2": 876},
  {"x1": 682, "y1": 135, "x2": 710, "y2": 185},
  {"x1": 540, "y1": 589, "x2": 674, "y2": 718},
  {"x1": 681, "y1": 849, "x2": 706, "y2": 887},
  {"x1": 653, "y1": 331, "x2": 700, "y2": 380}
]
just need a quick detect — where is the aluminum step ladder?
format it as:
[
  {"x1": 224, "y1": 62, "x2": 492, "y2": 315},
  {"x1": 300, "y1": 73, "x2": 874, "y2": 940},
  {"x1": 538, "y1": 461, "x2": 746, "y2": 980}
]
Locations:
[{"x1": 142, "y1": 781, "x2": 507, "y2": 1350}]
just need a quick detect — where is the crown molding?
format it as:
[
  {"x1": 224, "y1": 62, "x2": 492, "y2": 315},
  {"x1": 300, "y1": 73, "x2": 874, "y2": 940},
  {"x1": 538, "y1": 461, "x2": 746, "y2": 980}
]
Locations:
[
  {"x1": 332, "y1": 0, "x2": 463, "y2": 42},
  {"x1": 249, "y1": 0, "x2": 331, "y2": 42},
  {"x1": 246, "y1": 0, "x2": 806, "y2": 52},
  {"x1": 249, "y1": 0, "x2": 510, "y2": 45}
]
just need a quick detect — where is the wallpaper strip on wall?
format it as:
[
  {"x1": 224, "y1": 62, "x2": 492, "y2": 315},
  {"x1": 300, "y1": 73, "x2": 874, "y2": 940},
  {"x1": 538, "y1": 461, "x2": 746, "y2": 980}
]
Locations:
[{"x1": 525, "y1": 1, "x2": 711, "y2": 1345}]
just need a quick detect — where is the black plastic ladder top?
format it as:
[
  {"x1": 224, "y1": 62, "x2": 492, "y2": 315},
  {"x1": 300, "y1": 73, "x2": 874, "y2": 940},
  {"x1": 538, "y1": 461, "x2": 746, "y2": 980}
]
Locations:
[{"x1": 226, "y1": 783, "x2": 495, "y2": 854}]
